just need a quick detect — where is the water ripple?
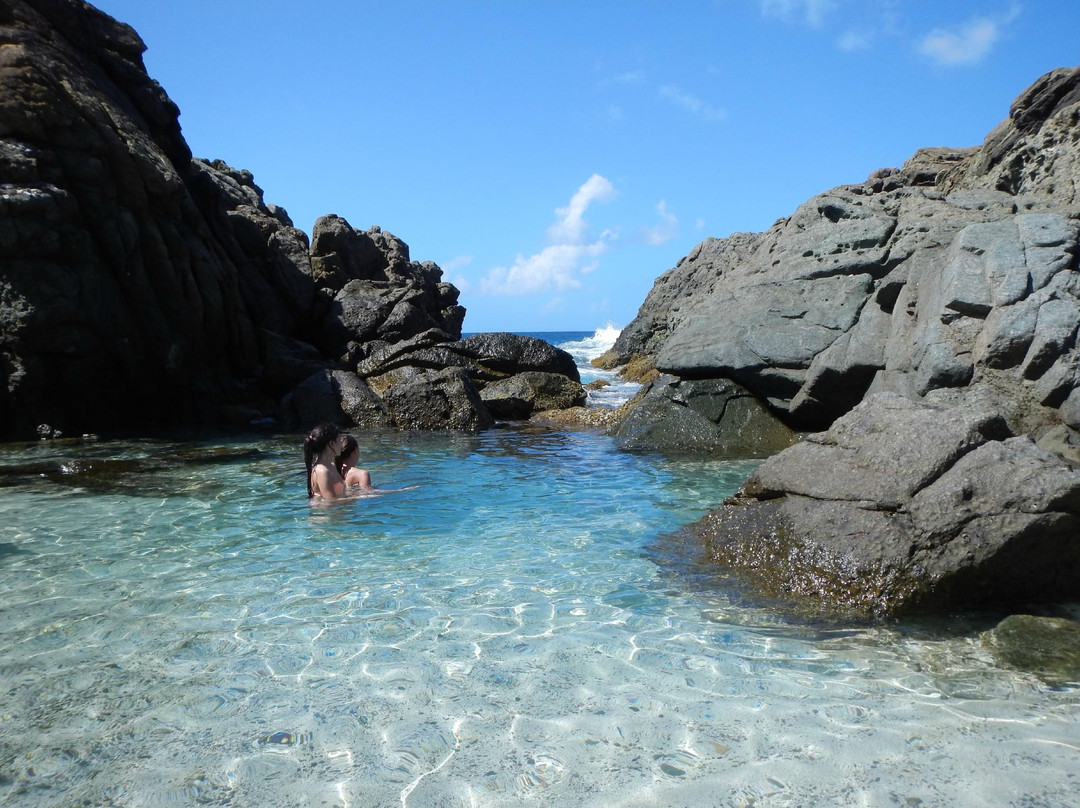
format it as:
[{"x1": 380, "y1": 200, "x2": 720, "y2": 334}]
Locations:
[{"x1": 0, "y1": 431, "x2": 1076, "y2": 807}]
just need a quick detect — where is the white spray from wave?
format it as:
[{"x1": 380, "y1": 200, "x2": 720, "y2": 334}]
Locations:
[
  {"x1": 558, "y1": 323, "x2": 622, "y2": 365},
  {"x1": 555, "y1": 323, "x2": 639, "y2": 409}
]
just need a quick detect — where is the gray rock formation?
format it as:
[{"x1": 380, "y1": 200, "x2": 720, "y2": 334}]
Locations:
[
  {"x1": 613, "y1": 66, "x2": 1080, "y2": 614},
  {"x1": 685, "y1": 394, "x2": 1080, "y2": 616},
  {"x1": 0, "y1": 1, "x2": 581, "y2": 438},
  {"x1": 612, "y1": 67, "x2": 1080, "y2": 438}
]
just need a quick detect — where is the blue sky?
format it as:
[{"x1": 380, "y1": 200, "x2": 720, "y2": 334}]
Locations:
[{"x1": 90, "y1": 1, "x2": 1078, "y2": 332}]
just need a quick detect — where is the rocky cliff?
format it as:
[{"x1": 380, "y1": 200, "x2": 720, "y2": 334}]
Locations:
[
  {"x1": 611, "y1": 67, "x2": 1080, "y2": 616},
  {"x1": 0, "y1": 0, "x2": 581, "y2": 439}
]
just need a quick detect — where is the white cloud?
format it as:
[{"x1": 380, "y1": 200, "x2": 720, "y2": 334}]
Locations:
[
  {"x1": 658, "y1": 85, "x2": 726, "y2": 122},
  {"x1": 760, "y1": 0, "x2": 839, "y2": 27},
  {"x1": 481, "y1": 176, "x2": 617, "y2": 296},
  {"x1": 918, "y1": 16, "x2": 1001, "y2": 65},
  {"x1": 480, "y1": 241, "x2": 610, "y2": 296},
  {"x1": 642, "y1": 200, "x2": 679, "y2": 245},
  {"x1": 918, "y1": 4, "x2": 1022, "y2": 66},
  {"x1": 547, "y1": 174, "x2": 616, "y2": 244},
  {"x1": 604, "y1": 103, "x2": 626, "y2": 122},
  {"x1": 613, "y1": 70, "x2": 645, "y2": 85}
]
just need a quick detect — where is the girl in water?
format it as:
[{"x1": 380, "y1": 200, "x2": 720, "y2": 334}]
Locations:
[
  {"x1": 334, "y1": 434, "x2": 374, "y2": 491},
  {"x1": 305, "y1": 424, "x2": 418, "y2": 501},
  {"x1": 304, "y1": 422, "x2": 348, "y2": 500},
  {"x1": 334, "y1": 434, "x2": 418, "y2": 496}
]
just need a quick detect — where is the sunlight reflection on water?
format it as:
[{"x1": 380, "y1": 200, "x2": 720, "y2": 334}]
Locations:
[{"x1": 0, "y1": 428, "x2": 1077, "y2": 807}]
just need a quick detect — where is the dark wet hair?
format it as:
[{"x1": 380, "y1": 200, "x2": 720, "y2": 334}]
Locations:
[
  {"x1": 303, "y1": 423, "x2": 341, "y2": 497},
  {"x1": 335, "y1": 434, "x2": 359, "y2": 477}
]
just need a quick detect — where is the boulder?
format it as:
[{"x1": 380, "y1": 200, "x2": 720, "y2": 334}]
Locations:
[
  {"x1": 480, "y1": 371, "x2": 586, "y2": 419},
  {"x1": 311, "y1": 216, "x2": 465, "y2": 364},
  {"x1": 610, "y1": 375, "x2": 796, "y2": 455},
  {"x1": 446, "y1": 333, "x2": 580, "y2": 381},
  {"x1": 347, "y1": 330, "x2": 588, "y2": 423},
  {"x1": 743, "y1": 393, "x2": 1009, "y2": 507},
  {"x1": 687, "y1": 394, "x2": 1080, "y2": 616},
  {"x1": 377, "y1": 367, "x2": 494, "y2": 432},
  {"x1": 333, "y1": 371, "x2": 393, "y2": 430}
]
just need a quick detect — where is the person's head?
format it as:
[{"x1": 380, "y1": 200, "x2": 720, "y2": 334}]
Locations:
[
  {"x1": 335, "y1": 434, "x2": 359, "y2": 475},
  {"x1": 304, "y1": 423, "x2": 344, "y2": 496}
]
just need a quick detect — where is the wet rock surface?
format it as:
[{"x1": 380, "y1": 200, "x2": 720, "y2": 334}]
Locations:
[{"x1": 686, "y1": 394, "x2": 1080, "y2": 616}]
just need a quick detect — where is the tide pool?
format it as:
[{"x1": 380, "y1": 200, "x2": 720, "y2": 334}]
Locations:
[
  {"x1": 3, "y1": 330, "x2": 1079, "y2": 807},
  {"x1": 1, "y1": 423, "x2": 1078, "y2": 808}
]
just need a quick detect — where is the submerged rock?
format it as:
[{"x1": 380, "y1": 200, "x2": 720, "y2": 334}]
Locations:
[{"x1": 982, "y1": 614, "x2": 1080, "y2": 687}]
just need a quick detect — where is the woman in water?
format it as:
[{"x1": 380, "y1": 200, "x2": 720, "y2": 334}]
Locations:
[
  {"x1": 334, "y1": 434, "x2": 374, "y2": 491},
  {"x1": 304, "y1": 422, "x2": 348, "y2": 500}
]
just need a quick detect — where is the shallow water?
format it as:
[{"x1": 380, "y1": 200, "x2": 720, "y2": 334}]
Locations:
[{"x1": 1, "y1": 426, "x2": 1078, "y2": 808}]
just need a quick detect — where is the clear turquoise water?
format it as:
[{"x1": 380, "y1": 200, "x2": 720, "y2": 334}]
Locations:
[{"x1": 1, "y1": 425, "x2": 1079, "y2": 808}]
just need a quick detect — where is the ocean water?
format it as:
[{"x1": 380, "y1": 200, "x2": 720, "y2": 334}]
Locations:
[{"x1": 1, "y1": 330, "x2": 1078, "y2": 808}]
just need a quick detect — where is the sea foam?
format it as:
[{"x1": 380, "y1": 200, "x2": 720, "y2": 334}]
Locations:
[{"x1": 554, "y1": 324, "x2": 638, "y2": 409}]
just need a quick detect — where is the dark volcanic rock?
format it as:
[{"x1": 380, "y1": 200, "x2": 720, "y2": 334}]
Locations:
[
  {"x1": 311, "y1": 216, "x2": 465, "y2": 364},
  {"x1": 282, "y1": 370, "x2": 393, "y2": 430},
  {"x1": 355, "y1": 331, "x2": 587, "y2": 423},
  {"x1": 447, "y1": 333, "x2": 580, "y2": 381},
  {"x1": 0, "y1": 0, "x2": 258, "y2": 435},
  {"x1": 0, "y1": 0, "x2": 497, "y2": 438},
  {"x1": 378, "y1": 367, "x2": 494, "y2": 433}
]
